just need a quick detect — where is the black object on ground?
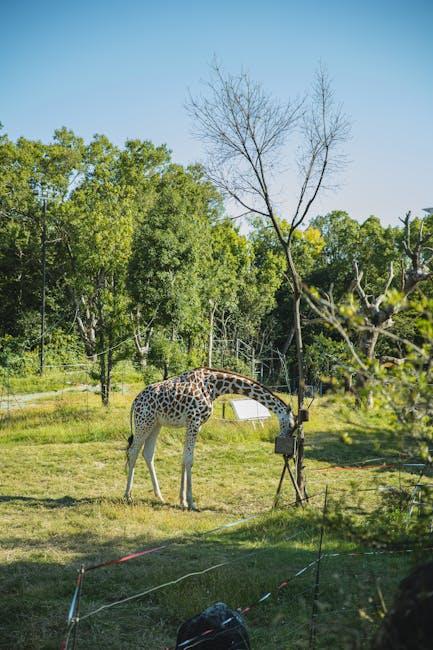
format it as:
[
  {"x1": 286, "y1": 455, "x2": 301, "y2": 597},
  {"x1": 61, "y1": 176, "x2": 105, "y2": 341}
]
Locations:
[{"x1": 175, "y1": 602, "x2": 251, "y2": 649}]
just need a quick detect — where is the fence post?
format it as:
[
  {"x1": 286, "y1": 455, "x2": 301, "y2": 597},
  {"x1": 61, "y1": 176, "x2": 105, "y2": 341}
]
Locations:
[
  {"x1": 72, "y1": 564, "x2": 85, "y2": 650},
  {"x1": 309, "y1": 485, "x2": 328, "y2": 649}
]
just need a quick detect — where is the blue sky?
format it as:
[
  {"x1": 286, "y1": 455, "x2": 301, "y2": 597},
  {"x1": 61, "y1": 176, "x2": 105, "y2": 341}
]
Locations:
[{"x1": 1, "y1": 0, "x2": 432, "y2": 225}]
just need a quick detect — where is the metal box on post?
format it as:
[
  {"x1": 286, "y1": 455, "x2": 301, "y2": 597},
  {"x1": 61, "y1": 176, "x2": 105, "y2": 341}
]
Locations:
[{"x1": 274, "y1": 435, "x2": 295, "y2": 457}]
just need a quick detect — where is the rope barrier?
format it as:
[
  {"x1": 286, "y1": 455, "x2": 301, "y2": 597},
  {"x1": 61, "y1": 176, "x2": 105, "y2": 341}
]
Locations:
[
  {"x1": 59, "y1": 498, "x2": 324, "y2": 648},
  {"x1": 60, "y1": 500, "x2": 432, "y2": 650},
  {"x1": 78, "y1": 530, "x2": 305, "y2": 622},
  {"x1": 167, "y1": 560, "x2": 324, "y2": 649},
  {"x1": 315, "y1": 459, "x2": 427, "y2": 472},
  {"x1": 79, "y1": 560, "x2": 234, "y2": 622},
  {"x1": 164, "y1": 543, "x2": 433, "y2": 650},
  {"x1": 71, "y1": 492, "x2": 324, "y2": 577},
  {"x1": 59, "y1": 469, "x2": 431, "y2": 648},
  {"x1": 85, "y1": 544, "x2": 169, "y2": 572}
]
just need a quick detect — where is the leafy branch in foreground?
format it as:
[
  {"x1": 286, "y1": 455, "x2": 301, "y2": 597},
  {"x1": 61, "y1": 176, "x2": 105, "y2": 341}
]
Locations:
[{"x1": 305, "y1": 280, "x2": 433, "y2": 461}]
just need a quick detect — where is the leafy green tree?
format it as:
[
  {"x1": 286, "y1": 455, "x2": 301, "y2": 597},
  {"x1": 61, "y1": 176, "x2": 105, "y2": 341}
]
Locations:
[
  {"x1": 310, "y1": 211, "x2": 399, "y2": 297},
  {"x1": 128, "y1": 163, "x2": 219, "y2": 374},
  {"x1": 249, "y1": 217, "x2": 325, "y2": 361},
  {"x1": 61, "y1": 135, "x2": 168, "y2": 404},
  {"x1": 0, "y1": 127, "x2": 84, "y2": 356},
  {"x1": 205, "y1": 220, "x2": 252, "y2": 364}
]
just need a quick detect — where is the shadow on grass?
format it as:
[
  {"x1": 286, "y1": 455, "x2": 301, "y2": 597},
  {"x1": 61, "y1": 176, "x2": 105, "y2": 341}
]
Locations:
[
  {"x1": 0, "y1": 494, "x2": 92, "y2": 508},
  {"x1": 0, "y1": 494, "x2": 166, "y2": 510},
  {"x1": 307, "y1": 426, "x2": 404, "y2": 466},
  {"x1": 1, "y1": 508, "x2": 321, "y2": 649},
  {"x1": 1, "y1": 502, "x2": 423, "y2": 650}
]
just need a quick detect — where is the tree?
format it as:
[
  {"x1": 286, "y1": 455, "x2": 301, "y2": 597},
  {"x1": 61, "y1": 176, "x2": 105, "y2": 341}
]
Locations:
[
  {"x1": 305, "y1": 212, "x2": 433, "y2": 407},
  {"x1": 61, "y1": 136, "x2": 168, "y2": 404},
  {"x1": 0, "y1": 127, "x2": 85, "y2": 370},
  {"x1": 188, "y1": 64, "x2": 349, "y2": 500},
  {"x1": 128, "y1": 163, "x2": 219, "y2": 373},
  {"x1": 310, "y1": 211, "x2": 399, "y2": 298},
  {"x1": 205, "y1": 219, "x2": 253, "y2": 366}
]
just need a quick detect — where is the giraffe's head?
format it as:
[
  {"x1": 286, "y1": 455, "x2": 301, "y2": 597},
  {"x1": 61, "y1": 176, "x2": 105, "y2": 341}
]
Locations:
[{"x1": 280, "y1": 406, "x2": 296, "y2": 436}]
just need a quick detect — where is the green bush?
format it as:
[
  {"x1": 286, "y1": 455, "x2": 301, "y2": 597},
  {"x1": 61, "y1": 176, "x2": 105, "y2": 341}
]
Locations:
[{"x1": 305, "y1": 332, "x2": 349, "y2": 384}]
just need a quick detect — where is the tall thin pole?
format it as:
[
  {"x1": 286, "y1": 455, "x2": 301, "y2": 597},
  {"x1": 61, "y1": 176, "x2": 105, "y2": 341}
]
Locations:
[
  {"x1": 39, "y1": 197, "x2": 47, "y2": 375},
  {"x1": 309, "y1": 485, "x2": 328, "y2": 649},
  {"x1": 207, "y1": 302, "x2": 214, "y2": 367},
  {"x1": 72, "y1": 564, "x2": 85, "y2": 650}
]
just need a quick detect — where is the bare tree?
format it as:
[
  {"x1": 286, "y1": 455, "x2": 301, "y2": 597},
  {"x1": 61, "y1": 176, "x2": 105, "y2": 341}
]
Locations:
[
  {"x1": 188, "y1": 64, "x2": 349, "y2": 500},
  {"x1": 131, "y1": 305, "x2": 157, "y2": 370}
]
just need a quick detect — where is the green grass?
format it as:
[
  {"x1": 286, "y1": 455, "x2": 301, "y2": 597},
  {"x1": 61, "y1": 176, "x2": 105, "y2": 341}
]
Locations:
[
  {"x1": 0, "y1": 359, "x2": 144, "y2": 395},
  {"x1": 0, "y1": 388, "x2": 430, "y2": 649},
  {"x1": 0, "y1": 367, "x2": 89, "y2": 395}
]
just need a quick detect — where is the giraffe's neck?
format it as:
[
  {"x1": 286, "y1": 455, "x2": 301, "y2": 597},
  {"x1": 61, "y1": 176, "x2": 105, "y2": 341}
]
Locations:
[{"x1": 205, "y1": 369, "x2": 292, "y2": 432}]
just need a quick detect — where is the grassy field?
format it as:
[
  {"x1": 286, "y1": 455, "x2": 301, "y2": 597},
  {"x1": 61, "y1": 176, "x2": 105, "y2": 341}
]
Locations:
[{"x1": 1, "y1": 383, "x2": 431, "y2": 649}]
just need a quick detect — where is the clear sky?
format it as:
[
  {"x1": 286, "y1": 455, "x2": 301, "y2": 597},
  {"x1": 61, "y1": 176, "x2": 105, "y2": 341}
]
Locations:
[{"x1": 1, "y1": 0, "x2": 432, "y2": 225}]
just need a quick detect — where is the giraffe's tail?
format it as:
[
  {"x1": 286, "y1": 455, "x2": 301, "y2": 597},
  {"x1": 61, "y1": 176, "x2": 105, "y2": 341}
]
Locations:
[{"x1": 125, "y1": 399, "x2": 135, "y2": 471}]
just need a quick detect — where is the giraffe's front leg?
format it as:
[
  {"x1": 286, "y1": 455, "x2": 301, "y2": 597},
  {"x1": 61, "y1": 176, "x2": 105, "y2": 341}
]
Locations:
[
  {"x1": 183, "y1": 420, "x2": 200, "y2": 511},
  {"x1": 179, "y1": 462, "x2": 188, "y2": 509}
]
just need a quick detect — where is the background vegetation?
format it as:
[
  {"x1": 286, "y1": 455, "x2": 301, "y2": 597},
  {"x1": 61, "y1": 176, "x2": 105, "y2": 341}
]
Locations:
[{"x1": 1, "y1": 125, "x2": 432, "y2": 406}]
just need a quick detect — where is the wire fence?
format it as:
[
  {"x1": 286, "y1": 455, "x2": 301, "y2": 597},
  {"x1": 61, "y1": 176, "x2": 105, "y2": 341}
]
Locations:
[
  {"x1": 2, "y1": 364, "x2": 431, "y2": 647},
  {"x1": 0, "y1": 357, "x2": 310, "y2": 419},
  {"x1": 0, "y1": 360, "x2": 134, "y2": 429},
  {"x1": 59, "y1": 474, "x2": 433, "y2": 650}
]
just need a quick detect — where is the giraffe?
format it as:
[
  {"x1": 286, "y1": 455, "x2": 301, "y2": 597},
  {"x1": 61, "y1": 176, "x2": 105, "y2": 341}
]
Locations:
[{"x1": 125, "y1": 367, "x2": 295, "y2": 510}]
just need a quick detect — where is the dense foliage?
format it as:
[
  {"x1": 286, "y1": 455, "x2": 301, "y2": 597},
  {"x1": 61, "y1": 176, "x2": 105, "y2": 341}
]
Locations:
[{"x1": 1, "y1": 126, "x2": 432, "y2": 406}]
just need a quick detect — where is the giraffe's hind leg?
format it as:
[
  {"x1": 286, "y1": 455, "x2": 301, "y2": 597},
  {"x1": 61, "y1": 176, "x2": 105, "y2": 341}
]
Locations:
[
  {"x1": 142, "y1": 424, "x2": 164, "y2": 503},
  {"x1": 125, "y1": 434, "x2": 144, "y2": 501}
]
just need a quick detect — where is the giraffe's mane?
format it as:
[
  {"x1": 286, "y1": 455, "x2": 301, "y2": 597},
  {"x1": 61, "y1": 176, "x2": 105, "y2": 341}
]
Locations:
[{"x1": 198, "y1": 366, "x2": 290, "y2": 410}]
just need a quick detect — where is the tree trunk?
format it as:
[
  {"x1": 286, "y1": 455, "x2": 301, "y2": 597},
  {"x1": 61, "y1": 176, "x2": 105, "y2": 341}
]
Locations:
[
  {"x1": 133, "y1": 328, "x2": 152, "y2": 370},
  {"x1": 284, "y1": 243, "x2": 307, "y2": 504},
  {"x1": 99, "y1": 349, "x2": 113, "y2": 407},
  {"x1": 293, "y1": 287, "x2": 307, "y2": 502},
  {"x1": 281, "y1": 322, "x2": 295, "y2": 356}
]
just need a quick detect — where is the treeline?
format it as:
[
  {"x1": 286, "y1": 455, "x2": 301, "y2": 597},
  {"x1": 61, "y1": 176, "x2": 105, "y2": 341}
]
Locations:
[{"x1": 0, "y1": 127, "x2": 430, "y2": 403}]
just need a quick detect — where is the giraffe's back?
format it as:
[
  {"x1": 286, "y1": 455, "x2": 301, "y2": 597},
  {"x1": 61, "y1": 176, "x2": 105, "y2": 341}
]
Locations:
[{"x1": 133, "y1": 370, "x2": 213, "y2": 429}]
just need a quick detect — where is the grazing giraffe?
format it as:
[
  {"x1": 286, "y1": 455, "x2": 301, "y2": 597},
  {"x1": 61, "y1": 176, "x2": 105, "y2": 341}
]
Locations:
[{"x1": 125, "y1": 367, "x2": 295, "y2": 510}]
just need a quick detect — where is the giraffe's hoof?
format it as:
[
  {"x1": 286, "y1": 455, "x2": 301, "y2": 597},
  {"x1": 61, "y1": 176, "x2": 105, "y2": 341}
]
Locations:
[
  {"x1": 180, "y1": 501, "x2": 188, "y2": 510},
  {"x1": 124, "y1": 494, "x2": 133, "y2": 504},
  {"x1": 188, "y1": 503, "x2": 199, "y2": 512}
]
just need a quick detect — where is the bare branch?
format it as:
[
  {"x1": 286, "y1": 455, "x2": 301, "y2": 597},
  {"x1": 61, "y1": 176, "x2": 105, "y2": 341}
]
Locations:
[
  {"x1": 290, "y1": 66, "x2": 350, "y2": 236},
  {"x1": 353, "y1": 261, "x2": 370, "y2": 310},
  {"x1": 374, "y1": 262, "x2": 394, "y2": 310}
]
